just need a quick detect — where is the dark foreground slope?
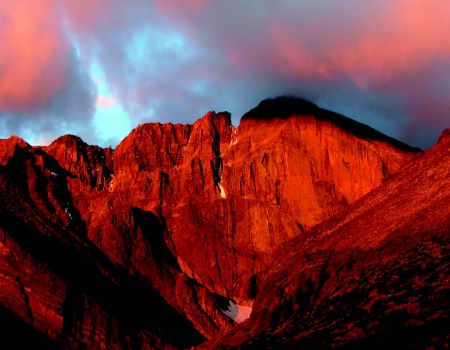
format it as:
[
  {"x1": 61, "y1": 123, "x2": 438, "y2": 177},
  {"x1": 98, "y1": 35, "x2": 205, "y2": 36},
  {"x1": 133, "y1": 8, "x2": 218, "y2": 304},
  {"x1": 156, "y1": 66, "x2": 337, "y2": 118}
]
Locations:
[{"x1": 205, "y1": 129, "x2": 450, "y2": 349}]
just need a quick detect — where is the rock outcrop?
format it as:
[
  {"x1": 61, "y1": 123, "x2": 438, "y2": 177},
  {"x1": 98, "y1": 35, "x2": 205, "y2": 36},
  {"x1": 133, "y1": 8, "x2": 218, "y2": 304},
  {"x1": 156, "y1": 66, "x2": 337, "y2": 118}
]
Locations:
[
  {"x1": 163, "y1": 98, "x2": 419, "y2": 303},
  {"x1": 206, "y1": 116, "x2": 450, "y2": 349},
  {"x1": 0, "y1": 97, "x2": 426, "y2": 348}
]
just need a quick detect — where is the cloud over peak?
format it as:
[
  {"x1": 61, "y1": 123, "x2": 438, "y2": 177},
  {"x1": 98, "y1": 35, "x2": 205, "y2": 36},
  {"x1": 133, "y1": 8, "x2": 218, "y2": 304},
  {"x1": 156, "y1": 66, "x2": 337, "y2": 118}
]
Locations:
[{"x1": 1, "y1": 1, "x2": 449, "y2": 149}]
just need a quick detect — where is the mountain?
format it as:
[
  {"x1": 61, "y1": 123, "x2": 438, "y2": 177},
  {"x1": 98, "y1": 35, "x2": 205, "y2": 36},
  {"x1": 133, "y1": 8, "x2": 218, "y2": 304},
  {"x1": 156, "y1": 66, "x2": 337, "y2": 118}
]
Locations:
[
  {"x1": 1, "y1": 96, "x2": 441, "y2": 349},
  {"x1": 205, "y1": 127, "x2": 450, "y2": 349}
]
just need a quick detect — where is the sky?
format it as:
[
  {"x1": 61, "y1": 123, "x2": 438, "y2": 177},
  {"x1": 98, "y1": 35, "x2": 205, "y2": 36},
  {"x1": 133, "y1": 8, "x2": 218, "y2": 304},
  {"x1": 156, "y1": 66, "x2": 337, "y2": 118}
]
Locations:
[{"x1": 1, "y1": 1, "x2": 449, "y2": 149}]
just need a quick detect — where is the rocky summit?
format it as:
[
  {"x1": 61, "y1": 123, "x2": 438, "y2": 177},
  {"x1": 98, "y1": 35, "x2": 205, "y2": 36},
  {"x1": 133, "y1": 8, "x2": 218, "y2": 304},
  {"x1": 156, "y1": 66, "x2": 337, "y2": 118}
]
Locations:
[{"x1": 1, "y1": 97, "x2": 448, "y2": 349}]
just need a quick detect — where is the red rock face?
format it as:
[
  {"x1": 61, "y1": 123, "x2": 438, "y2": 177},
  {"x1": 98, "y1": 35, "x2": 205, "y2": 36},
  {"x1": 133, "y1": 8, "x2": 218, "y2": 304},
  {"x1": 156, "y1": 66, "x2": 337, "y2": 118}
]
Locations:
[
  {"x1": 0, "y1": 98, "x2": 423, "y2": 348},
  {"x1": 207, "y1": 119, "x2": 450, "y2": 349},
  {"x1": 162, "y1": 103, "x2": 417, "y2": 303},
  {"x1": 0, "y1": 133, "x2": 224, "y2": 348}
]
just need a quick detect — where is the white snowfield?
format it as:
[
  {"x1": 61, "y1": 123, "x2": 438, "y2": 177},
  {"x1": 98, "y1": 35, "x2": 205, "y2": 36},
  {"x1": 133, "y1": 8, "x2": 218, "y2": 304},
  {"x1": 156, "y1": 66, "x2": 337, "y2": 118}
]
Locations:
[{"x1": 221, "y1": 300, "x2": 252, "y2": 323}]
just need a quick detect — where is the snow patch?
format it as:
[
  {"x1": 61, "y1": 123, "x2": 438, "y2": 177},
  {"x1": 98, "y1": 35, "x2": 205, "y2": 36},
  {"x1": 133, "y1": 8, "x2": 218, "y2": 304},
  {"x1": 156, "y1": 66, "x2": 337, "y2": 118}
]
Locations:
[
  {"x1": 221, "y1": 300, "x2": 252, "y2": 323},
  {"x1": 218, "y1": 183, "x2": 226, "y2": 198}
]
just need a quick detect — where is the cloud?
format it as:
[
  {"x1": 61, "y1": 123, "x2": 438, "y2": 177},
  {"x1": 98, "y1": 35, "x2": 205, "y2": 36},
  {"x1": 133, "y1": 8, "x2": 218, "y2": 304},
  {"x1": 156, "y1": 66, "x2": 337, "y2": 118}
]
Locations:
[
  {"x1": 96, "y1": 95, "x2": 117, "y2": 108},
  {"x1": 0, "y1": 0, "x2": 97, "y2": 145},
  {"x1": 0, "y1": 0, "x2": 68, "y2": 112},
  {"x1": 1, "y1": 1, "x2": 449, "y2": 149},
  {"x1": 145, "y1": 0, "x2": 450, "y2": 148}
]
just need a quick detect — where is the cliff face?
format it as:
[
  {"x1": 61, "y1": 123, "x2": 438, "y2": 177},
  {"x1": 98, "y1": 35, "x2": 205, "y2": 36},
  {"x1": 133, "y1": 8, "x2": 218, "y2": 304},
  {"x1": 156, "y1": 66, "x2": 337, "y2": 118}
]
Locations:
[
  {"x1": 0, "y1": 97, "x2": 422, "y2": 348},
  {"x1": 92, "y1": 99, "x2": 417, "y2": 305},
  {"x1": 0, "y1": 136, "x2": 221, "y2": 349},
  {"x1": 158, "y1": 100, "x2": 417, "y2": 303},
  {"x1": 208, "y1": 127, "x2": 450, "y2": 350}
]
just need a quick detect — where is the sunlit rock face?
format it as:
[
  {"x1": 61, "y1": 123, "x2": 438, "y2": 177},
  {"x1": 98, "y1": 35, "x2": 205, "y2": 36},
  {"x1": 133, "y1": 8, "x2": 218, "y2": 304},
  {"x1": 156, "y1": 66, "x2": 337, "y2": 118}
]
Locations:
[
  {"x1": 162, "y1": 98, "x2": 419, "y2": 302},
  {"x1": 0, "y1": 97, "x2": 423, "y2": 349},
  {"x1": 205, "y1": 120, "x2": 450, "y2": 350}
]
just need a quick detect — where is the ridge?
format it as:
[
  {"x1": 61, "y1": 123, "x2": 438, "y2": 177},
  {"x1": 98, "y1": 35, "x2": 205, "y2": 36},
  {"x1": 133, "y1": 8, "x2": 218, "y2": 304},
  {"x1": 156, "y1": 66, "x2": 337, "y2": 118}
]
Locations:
[{"x1": 241, "y1": 96, "x2": 422, "y2": 153}]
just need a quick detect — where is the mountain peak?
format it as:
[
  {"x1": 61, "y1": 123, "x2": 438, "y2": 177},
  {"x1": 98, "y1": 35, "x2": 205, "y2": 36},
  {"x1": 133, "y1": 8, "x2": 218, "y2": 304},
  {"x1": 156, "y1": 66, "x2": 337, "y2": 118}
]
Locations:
[
  {"x1": 0, "y1": 135, "x2": 30, "y2": 166},
  {"x1": 438, "y1": 128, "x2": 450, "y2": 143},
  {"x1": 241, "y1": 96, "x2": 421, "y2": 153},
  {"x1": 208, "y1": 113, "x2": 450, "y2": 349},
  {"x1": 46, "y1": 134, "x2": 88, "y2": 149},
  {"x1": 241, "y1": 96, "x2": 318, "y2": 121}
]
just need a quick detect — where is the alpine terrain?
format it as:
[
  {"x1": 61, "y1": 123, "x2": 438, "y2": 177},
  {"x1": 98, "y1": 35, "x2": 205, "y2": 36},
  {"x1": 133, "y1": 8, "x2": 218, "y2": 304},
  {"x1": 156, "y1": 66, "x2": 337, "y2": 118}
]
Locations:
[{"x1": 1, "y1": 97, "x2": 448, "y2": 349}]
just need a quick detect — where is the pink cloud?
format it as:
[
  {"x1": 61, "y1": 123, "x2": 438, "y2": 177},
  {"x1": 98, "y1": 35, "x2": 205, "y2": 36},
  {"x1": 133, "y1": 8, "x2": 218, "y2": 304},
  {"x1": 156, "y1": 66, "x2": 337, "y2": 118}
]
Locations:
[
  {"x1": 225, "y1": 1, "x2": 450, "y2": 89},
  {"x1": 0, "y1": 0, "x2": 68, "y2": 112},
  {"x1": 96, "y1": 95, "x2": 117, "y2": 108}
]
